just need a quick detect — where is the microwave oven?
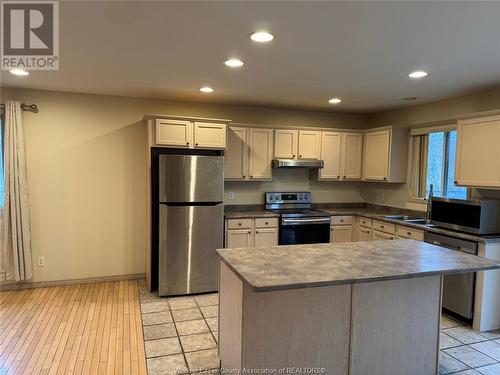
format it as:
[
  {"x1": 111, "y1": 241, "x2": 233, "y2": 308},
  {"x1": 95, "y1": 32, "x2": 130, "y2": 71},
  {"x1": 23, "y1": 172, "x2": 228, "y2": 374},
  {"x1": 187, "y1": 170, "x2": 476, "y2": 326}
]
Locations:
[{"x1": 430, "y1": 197, "x2": 500, "y2": 235}]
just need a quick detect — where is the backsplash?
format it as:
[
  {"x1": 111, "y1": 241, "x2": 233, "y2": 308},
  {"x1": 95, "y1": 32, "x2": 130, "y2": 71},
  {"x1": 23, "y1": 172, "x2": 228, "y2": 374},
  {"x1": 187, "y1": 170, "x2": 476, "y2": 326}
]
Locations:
[{"x1": 224, "y1": 169, "x2": 365, "y2": 205}]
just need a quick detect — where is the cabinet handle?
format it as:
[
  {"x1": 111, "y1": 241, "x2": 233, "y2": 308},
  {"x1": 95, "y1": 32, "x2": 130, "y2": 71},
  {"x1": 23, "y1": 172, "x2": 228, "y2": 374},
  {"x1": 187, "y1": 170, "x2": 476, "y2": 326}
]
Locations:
[
  {"x1": 343, "y1": 175, "x2": 346, "y2": 179},
  {"x1": 242, "y1": 175, "x2": 246, "y2": 178},
  {"x1": 407, "y1": 232, "x2": 411, "y2": 235},
  {"x1": 330, "y1": 228, "x2": 333, "y2": 231},
  {"x1": 265, "y1": 222, "x2": 269, "y2": 225},
  {"x1": 454, "y1": 181, "x2": 458, "y2": 184},
  {"x1": 248, "y1": 231, "x2": 252, "y2": 234},
  {"x1": 299, "y1": 155, "x2": 302, "y2": 158},
  {"x1": 340, "y1": 219, "x2": 344, "y2": 223},
  {"x1": 186, "y1": 142, "x2": 189, "y2": 145},
  {"x1": 195, "y1": 143, "x2": 199, "y2": 146},
  {"x1": 383, "y1": 177, "x2": 387, "y2": 180},
  {"x1": 381, "y1": 225, "x2": 384, "y2": 228},
  {"x1": 238, "y1": 223, "x2": 242, "y2": 226},
  {"x1": 337, "y1": 175, "x2": 340, "y2": 179},
  {"x1": 255, "y1": 230, "x2": 259, "y2": 234},
  {"x1": 292, "y1": 154, "x2": 296, "y2": 158},
  {"x1": 250, "y1": 175, "x2": 253, "y2": 178}
]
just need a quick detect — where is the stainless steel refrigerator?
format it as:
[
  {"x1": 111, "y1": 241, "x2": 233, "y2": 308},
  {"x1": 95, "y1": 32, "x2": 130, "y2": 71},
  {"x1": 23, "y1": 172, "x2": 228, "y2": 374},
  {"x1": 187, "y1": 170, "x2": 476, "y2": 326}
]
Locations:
[{"x1": 158, "y1": 154, "x2": 223, "y2": 296}]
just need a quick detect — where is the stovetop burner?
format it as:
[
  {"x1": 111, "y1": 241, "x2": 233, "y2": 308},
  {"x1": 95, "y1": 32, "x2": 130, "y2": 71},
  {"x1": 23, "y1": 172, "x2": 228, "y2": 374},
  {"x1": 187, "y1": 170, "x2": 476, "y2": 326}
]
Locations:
[{"x1": 267, "y1": 208, "x2": 330, "y2": 218}]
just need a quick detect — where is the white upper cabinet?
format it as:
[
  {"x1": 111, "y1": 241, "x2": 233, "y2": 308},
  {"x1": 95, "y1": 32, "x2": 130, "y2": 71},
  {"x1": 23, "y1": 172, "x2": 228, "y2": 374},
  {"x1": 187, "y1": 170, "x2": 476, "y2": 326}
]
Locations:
[
  {"x1": 319, "y1": 131, "x2": 342, "y2": 180},
  {"x1": 154, "y1": 118, "x2": 228, "y2": 149},
  {"x1": 320, "y1": 131, "x2": 362, "y2": 181},
  {"x1": 224, "y1": 126, "x2": 273, "y2": 181},
  {"x1": 224, "y1": 127, "x2": 248, "y2": 180},
  {"x1": 362, "y1": 127, "x2": 408, "y2": 183},
  {"x1": 274, "y1": 129, "x2": 320, "y2": 160},
  {"x1": 156, "y1": 119, "x2": 193, "y2": 147},
  {"x1": 248, "y1": 128, "x2": 274, "y2": 180},
  {"x1": 363, "y1": 130, "x2": 390, "y2": 181},
  {"x1": 341, "y1": 132, "x2": 363, "y2": 180},
  {"x1": 298, "y1": 130, "x2": 321, "y2": 159},
  {"x1": 274, "y1": 129, "x2": 298, "y2": 159},
  {"x1": 193, "y1": 122, "x2": 227, "y2": 149},
  {"x1": 455, "y1": 114, "x2": 500, "y2": 188}
]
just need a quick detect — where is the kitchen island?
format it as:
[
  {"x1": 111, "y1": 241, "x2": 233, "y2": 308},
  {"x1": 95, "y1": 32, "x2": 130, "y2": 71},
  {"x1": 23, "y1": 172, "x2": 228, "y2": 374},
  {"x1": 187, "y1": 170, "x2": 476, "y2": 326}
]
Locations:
[{"x1": 217, "y1": 240, "x2": 500, "y2": 375}]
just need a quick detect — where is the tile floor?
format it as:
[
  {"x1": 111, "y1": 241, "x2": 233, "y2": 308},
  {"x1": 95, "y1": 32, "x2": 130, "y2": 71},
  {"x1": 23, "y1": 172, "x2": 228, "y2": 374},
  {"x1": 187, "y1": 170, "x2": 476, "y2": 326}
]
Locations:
[{"x1": 138, "y1": 280, "x2": 500, "y2": 375}]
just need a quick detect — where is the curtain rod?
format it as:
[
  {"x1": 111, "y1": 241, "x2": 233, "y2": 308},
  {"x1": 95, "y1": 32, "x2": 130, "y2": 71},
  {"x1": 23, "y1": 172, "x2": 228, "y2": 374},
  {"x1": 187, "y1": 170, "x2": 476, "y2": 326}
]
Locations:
[{"x1": 0, "y1": 103, "x2": 38, "y2": 113}]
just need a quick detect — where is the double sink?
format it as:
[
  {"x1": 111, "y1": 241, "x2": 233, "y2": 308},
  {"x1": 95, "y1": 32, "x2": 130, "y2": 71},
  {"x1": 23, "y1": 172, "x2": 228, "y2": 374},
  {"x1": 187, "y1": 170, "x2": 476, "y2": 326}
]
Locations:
[{"x1": 382, "y1": 215, "x2": 435, "y2": 227}]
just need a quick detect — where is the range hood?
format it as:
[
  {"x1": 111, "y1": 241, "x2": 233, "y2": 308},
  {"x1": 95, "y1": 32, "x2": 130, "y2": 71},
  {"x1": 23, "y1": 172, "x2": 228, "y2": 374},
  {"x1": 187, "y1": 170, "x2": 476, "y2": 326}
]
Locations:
[{"x1": 272, "y1": 159, "x2": 324, "y2": 169}]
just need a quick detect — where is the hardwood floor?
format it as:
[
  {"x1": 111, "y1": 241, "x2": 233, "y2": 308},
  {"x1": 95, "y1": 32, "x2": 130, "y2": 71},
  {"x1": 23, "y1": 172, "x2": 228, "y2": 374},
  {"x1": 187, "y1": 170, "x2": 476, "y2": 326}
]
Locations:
[{"x1": 0, "y1": 280, "x2": 147, "y2": 374}]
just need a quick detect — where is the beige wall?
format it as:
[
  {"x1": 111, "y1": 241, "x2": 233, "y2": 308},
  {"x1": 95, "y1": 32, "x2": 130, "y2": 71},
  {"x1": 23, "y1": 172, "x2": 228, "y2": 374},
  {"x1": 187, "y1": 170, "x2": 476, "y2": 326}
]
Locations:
[
  {"x1": 362, "y1": 86, "x2": 500, "y2": 210},
  {"x1": 0, "y1": 87, "x2": 367, "y2": 283}
]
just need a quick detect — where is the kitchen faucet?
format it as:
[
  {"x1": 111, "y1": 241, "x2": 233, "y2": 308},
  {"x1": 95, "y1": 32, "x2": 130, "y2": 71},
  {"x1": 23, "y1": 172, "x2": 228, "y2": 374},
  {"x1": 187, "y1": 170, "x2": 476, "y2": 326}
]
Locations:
[{"x1": 426, "y1": 184, "x2": 433, "y2": 221}]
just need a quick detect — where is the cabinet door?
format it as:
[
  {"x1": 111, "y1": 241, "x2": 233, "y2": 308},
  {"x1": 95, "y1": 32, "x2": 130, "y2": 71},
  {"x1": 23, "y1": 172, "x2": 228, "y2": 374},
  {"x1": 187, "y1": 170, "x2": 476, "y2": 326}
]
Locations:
[
  {"x1": 194, "y1": 122, "x2": 227, "y2": 149},
  {"x1": 358, "y1": 227, "x2": 372, "y2": 241},
  {"x1": 156, "y1": 119, "x2": 193, "y2": 147},
  {"x1": 274, "y1": 129, "x2": 298, "y2": 159},
  {"x1": 330, "y1": 225, "x2": 353, "y2": 243},
  {"x1": 298, "y1": 130, "x2": 321, "y2": 159},
  {"x1": 372, "y1": 230, "x2": 395, "y2": 241},
  {"x1": 225, "y1": 127, "x2": 248, "y2": 180},
  {"x1": 319, "y1": 131, "x2": 341, "y2": 180},
  {"x1": 248, "y1": 128, "x2": 273, "y2": 180},
  {"x1": 341, "y1": 133, "x2": 363, "y2": 180},
  {"x1": 363, "y1": 130, "x2": 390, "y2": 181},
  {"x1": 455, "y1": 116, "x2": 500, "y2": 188},
  {"x1": 227, "y1": 229, "x2": 254, "y2": 248},
  {"x1": 254, "y1": 228, "x2": 278, "y2": 247}
]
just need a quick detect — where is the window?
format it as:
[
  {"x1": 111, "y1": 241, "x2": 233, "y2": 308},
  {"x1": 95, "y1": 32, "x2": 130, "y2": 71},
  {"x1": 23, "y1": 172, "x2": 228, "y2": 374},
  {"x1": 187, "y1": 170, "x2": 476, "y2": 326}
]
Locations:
[{"x1": 409, "y1": 130, "x2": 467, "y2": 200}]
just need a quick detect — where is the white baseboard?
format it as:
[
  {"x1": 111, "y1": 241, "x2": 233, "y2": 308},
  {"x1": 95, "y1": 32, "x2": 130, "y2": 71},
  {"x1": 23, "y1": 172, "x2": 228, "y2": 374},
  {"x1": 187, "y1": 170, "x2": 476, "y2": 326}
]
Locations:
[{"x1": 0, "y1": 273, "x2": 146, "y2": 291}]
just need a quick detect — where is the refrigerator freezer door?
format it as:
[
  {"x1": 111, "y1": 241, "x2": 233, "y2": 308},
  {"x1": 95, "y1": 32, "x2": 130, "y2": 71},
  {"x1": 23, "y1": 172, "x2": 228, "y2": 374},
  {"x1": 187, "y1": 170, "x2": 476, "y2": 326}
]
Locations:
[
  {"x1": 159, "y1": 155, "x2": 223, "y2": 203},
  {"x1": 159, "y1": 203, "x2": 223, "y2": 296}
]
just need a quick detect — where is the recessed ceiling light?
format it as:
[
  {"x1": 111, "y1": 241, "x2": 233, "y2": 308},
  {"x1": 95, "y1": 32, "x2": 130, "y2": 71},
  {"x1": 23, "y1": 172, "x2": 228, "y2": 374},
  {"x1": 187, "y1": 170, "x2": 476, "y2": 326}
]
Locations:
[
  {"x1": 199, "y1": 86, "x2": 214, "y2": 93},
  {"x1": 250, "y1": 31, "x2": 274, "y2": 43},
  {"x1": 328, "y1": 98, "x2": 342, "y2": 104},
  {"x1": 9, "y1": 69, "x2": 29, "y2": 76},
  {"x1": 408, "y1": 70, "x2": 428, "y2": 79},
  {"x1": 224, "y1": 58, "x2": 244, "y2": 68}
]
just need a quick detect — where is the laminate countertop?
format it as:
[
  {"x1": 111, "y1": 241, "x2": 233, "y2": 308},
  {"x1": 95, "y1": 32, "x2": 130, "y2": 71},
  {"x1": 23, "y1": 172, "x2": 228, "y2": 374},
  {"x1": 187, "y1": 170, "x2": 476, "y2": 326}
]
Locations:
[
  {"x1": 217, "y1": 239, "x2": 500, "y2": 292},
  {"x1": 224, "y1": 206, "x2": 500, "y2": 243}
]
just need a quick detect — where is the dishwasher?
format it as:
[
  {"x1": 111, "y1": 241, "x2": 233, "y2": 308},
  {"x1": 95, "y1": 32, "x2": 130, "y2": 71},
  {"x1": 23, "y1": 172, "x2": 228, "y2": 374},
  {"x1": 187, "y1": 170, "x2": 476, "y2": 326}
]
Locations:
[{"x1": 424, "y1": 232, "x2": 478, "y2": 321}]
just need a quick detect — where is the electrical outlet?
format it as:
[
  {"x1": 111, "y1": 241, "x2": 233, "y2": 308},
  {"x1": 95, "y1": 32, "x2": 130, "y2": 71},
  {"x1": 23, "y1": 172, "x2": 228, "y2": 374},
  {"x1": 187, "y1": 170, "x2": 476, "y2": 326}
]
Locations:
[
  {"x1": 228, "y1": 192, "x2": 234, "y2": 200},
  {"x1": 38, "y1": 256, "x2": 46, "y2": 267}
]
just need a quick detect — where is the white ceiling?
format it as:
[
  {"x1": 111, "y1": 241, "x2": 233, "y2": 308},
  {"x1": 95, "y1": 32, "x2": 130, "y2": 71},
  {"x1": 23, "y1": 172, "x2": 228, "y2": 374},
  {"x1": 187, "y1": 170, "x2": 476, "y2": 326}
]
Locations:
[{"x1": 2, "y1": 1, "x2": 500, "y2": 113}]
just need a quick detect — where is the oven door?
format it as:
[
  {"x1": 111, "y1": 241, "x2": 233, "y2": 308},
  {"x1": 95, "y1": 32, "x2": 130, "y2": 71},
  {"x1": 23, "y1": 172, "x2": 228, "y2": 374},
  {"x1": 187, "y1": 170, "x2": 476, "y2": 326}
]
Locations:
[{"x1": 279, "y1": 217, "x2": 331, "y2": 245}]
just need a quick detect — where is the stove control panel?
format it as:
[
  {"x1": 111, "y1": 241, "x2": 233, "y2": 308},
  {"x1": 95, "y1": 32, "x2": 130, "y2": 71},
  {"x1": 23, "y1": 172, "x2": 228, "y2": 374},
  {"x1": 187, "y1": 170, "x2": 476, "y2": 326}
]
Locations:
[{"x1": 265, "y1": 192, "x2": 312, "y2": 204}]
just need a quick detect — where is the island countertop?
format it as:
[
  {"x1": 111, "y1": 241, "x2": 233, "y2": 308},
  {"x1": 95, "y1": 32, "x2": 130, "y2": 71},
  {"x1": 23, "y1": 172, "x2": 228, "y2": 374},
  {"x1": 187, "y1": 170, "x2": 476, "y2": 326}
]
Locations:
[{"x1": 217, "y1": 239, "x2": 500, "y2": 292}]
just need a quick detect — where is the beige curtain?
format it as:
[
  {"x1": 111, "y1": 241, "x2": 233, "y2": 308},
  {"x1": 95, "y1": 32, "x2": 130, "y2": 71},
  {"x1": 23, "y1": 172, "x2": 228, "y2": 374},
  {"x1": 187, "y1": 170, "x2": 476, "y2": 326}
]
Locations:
[{"x1": 1, "y1": 101, "x2": 32, "y2": 281}]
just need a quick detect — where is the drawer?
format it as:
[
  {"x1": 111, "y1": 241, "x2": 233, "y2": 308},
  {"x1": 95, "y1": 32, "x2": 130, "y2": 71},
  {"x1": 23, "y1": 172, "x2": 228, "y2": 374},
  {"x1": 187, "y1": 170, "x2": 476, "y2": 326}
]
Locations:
[
  {"x1": 372, "y1": 229, "x2": 396, "y2": 241},
  {"x1": 372, "y1": 220, "x2": 395, "y2": 235},
  {"x1": 255, "y1": 217, "x2": 278, "y2": 228},
  {"x1": 359, "y1": 217, "x2": 372, "y2": 228},
  {"x1": 397, "y1": 225, "x2": 424, "y2": 241},
  {"x1": 330, "y1": 216, "x2": 353, "y2": 225},
  {"x1": 227, "y1": 218, "x2": 253, "y2": 229}
]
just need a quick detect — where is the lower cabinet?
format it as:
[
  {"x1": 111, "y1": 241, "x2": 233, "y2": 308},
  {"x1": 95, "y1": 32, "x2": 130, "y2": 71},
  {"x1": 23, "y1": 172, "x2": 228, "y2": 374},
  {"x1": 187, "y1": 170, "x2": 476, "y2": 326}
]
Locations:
[
  {"x1": 358, "y1": 227, "x2": 372, "y2": 241},
  {"x1": 330, "y1": 225, "x2": 353, "y2": 242},
  {"x1": 254, "y1": 228, "x2": 278, "y2": 247},
  {"x1": 396, "y1": 225, "x2": 424, "y2": 241},
  {"x1": 329, "y1": 216, "x2": 354, "y2": 243},
  {"x1": 225, "y1": 217, "x2": 278, "y2": 248},
  {"x1": 227, "y1": 229, "x2": 254, "y2": 248},
  {"x1": 372, "y1": 230, "x2": 395, "y2": 241}
]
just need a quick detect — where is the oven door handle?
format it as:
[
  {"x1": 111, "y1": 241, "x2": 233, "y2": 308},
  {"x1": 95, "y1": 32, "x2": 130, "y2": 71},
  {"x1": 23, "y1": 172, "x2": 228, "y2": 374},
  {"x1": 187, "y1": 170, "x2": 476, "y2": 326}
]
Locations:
[{"x1": 282, "y1": 217, "x2": 331, "y2": 225}]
